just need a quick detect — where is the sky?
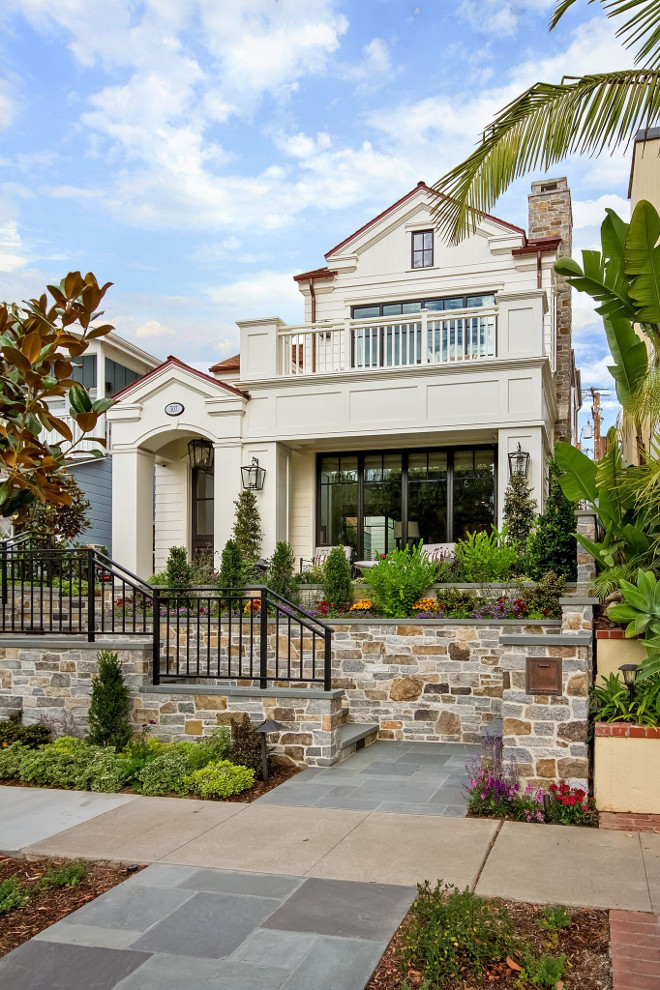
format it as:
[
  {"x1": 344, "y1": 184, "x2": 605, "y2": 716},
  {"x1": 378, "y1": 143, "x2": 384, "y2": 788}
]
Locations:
[{"x1": 0, "y1": 0, "x2": 631, "y2": 442}]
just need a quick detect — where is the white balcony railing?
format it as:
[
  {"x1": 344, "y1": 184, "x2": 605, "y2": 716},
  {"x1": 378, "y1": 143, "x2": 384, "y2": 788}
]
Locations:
[
  {"x1": 42, "y1": 414, "x2": 110, "y2": 458},
  {"x1": 279, "y1": 308, "x2": 497, "y2": 377}
]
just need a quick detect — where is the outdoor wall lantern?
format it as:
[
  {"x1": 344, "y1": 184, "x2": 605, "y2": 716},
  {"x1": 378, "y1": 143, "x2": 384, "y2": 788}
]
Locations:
[
  {"x1": 241, "y1": 456, "x2": 266, "y2": 491},
  {"x1": 508, "y1": 443, "x2": 530, "y2": 478},
  {"x1": 618, "y1": 663, "x2": 639, "y2": 700},
  {"x1": 188, "y1": 438, "x2": 214, "y2": 472}
]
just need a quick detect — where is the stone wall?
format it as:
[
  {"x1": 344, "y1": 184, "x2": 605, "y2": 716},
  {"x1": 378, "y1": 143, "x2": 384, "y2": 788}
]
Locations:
[
  {"x1": 528, "y1": 176, "x2": 573, "y2": 443},
  {"x1": 500, "y1": 632, "x2": 592, "y2": 791},
  {"x1": 0, "y1": 639, "x2": 343, "y2": 768},
  {"x1": 329, "y1": 619, "x2": 559, "y2": 744}
]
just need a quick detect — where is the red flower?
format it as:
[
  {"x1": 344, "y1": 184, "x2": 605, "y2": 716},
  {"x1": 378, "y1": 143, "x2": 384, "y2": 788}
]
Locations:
[{"x1": 549, "y1": 784, "x2": 558, "y2": 793}]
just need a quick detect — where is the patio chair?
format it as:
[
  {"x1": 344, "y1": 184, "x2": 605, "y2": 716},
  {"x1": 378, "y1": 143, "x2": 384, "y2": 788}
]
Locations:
[
  {"x1": 421, "y1": 543, "x2": 456, "y2": 564},
  {"x1": 299, "y1": 545, "x2": 353, "y2": 573}
]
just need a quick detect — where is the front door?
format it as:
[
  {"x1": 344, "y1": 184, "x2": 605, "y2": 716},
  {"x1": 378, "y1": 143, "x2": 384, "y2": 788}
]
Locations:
[{"x1": 191, "y1": 467, "x2": 214, "y2": 555}]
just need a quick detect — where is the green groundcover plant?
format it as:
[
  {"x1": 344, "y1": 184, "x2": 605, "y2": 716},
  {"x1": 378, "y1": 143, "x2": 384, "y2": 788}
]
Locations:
[
  {"x1": 363, "y1": 543, "x2": 438, "y2": 618},
  {"x1": 0, "y1": 721, "x2": 256, "y2": 799}
]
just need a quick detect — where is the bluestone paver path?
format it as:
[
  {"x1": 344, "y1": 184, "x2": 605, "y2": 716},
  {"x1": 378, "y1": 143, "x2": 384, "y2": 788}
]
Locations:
[
  {"x1": 0, "y1": 864, "x2": 416, "y2": 990},
  {"x1": 256, "y1": 740, "x2": 476, "y2": 815}
]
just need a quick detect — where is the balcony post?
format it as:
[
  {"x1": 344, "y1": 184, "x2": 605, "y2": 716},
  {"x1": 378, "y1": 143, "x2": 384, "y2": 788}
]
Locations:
[
  {"x1": 343, "y1": 318, "x2": 352, "y2": 371},
  {"x1": 421, "y1": 308, "x2": 428, "y2": 364}
]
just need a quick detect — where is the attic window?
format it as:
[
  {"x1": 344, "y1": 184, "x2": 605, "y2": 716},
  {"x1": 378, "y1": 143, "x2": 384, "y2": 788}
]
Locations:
[{"x1": 411, "y1": 230, "x2": 433, "y2": 269}]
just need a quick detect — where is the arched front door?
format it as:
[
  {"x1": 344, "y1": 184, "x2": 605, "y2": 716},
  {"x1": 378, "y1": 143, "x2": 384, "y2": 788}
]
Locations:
[{"x1": 191, "y1": 467, "x2": 214, "y2": 556}]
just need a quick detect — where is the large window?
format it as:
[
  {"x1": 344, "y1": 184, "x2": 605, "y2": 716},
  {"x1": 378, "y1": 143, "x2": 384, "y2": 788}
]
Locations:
[
  {"x1": 352, "y1": 293, "x2": 495, "y2": 320},
  {"x1": 318, "y1": 446, "x2": 495, "y2": 559},
  {"x1": 411, "y1": 230, "x2": 433, "y2": 269}
]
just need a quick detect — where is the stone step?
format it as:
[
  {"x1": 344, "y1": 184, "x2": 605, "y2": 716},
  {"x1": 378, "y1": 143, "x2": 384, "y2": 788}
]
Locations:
[{"x1": 339, "y1": 722, "x2": 379, "y2": 750}]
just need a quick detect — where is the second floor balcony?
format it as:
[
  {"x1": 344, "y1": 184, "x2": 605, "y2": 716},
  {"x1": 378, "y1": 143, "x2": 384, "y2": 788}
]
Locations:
[{"x1": 237, "y1": 289, "x2": 549, "y2": 384}]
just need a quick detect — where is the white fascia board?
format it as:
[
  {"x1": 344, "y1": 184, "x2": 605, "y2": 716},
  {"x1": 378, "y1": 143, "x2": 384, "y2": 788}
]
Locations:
[
  {"x1": 107, "y1": 403, "x2": 143, "y2": 422},
  {"x1": 205, "y1": 396, "x2": 247, "y2": 416},
  {"x1": 235, "y1": 316, "x2": 287, "y2": 330},
  {"x1": 104, "y1": 332, "x2": 161, "y2": 368}
]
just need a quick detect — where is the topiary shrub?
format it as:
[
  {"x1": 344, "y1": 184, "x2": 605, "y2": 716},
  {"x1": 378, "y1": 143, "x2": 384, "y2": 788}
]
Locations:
[
  {"x1": 87, "y1": 650, "x2": 132, "y2": 751},
  {"x1": 525, "y1": 462, "x2": 577, "y2": 581},
  {"x1": 218, "y1": 539, "x2": 245, "y2": 591},
  {"x1": 322, "y1": 546, "x2": 353, "y2": 607},
  {"x1": 267, "y1": 541, "x2": 299, "y2": 601},
  {"x1": 165, "y1": 546, "x2": 192, "y2": 589},
  {"x1": 230, "y1": 714, "x2": 264, "y2": 779},
  {"x1": 502, "y1": 474, "x2": 537, "y2": 553},
  {"x1": 185, "y1": 760, "x2": 255, "y2": 798},
  {"x1": 231, "y1": 489, "x2": 263, "y2": 565}
]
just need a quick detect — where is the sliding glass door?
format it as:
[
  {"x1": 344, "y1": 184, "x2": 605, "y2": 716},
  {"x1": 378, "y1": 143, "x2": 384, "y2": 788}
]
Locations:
[{"x1": 317, "y1": 446, "x2": 495, "y2": 559}]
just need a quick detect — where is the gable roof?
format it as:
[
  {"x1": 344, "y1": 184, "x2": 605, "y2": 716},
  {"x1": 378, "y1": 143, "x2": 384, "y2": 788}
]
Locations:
[
  {"x1": 324, "y1": 181, "x2": 526, "y2": 260},
  {"x1": 112, "y1": 355, "x2": 247, "y2": 402}
]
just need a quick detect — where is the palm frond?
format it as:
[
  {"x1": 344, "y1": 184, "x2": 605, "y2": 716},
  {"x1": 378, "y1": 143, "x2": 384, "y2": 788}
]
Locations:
[
  {"x1": 431, "y1": 70, "x2": 660, "y2": 243},
  {"x1": 551, "y1": 1, "x2": 660, "y2": 69}
]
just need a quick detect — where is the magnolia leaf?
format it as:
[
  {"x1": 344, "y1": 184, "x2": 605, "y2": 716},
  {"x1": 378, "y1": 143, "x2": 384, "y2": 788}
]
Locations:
[
  {"x1": 75, "y1": 411, "x2": 98, "y2": 432},
  {"x1": 22, "y1": 331, "x2": 42, "y2": 365},
  {"x1": 68, "y1": 385, "x2": 92, "y2": 414}
]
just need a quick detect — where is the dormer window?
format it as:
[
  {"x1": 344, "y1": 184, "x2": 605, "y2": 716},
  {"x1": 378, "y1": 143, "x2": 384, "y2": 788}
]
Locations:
[{"x1": 411, "y1": 229, "x2": 433, "y2": 269}]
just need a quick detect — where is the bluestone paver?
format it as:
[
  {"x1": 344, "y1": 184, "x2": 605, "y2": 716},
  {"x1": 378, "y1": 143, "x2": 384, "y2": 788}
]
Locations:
[
  {"x1": 0, "y1": 785, "x2": 136, "y2": 850},
  {"x1": 66, "y1": 881, "x2": 194, "y2": 932},
  {"x1": 0, "y1": 940, "x2": 151, "y2": 990},
  {"x1": 255, "y1": 740, "x2": 473, "y2": 815},
  {"x1": 115, "y1": 954, "x2": 291, "y2": 990},
  {"x1": 278, "y1": 934, "x2": 386, "y2": 990},
  {"x1": 179, "y1": 867, "x2": 302, "y2": 899},
  {"x1": 131, "y1": 890, "x2": 282, "y2": 958},
  {"x1": 477, "y1": 821, "x2": 652, "y2": 911},
  {"x1": 229, "y1": 928, "x2": 318, "y2": 970},
  {"x1": 263, "y1": 877, "x2": 415, "y2": 940}
]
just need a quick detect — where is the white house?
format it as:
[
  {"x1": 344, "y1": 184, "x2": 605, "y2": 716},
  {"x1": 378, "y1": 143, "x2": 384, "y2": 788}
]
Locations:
[{"x1": 107, "y1": 178, "x2": 581, "y2": 577}]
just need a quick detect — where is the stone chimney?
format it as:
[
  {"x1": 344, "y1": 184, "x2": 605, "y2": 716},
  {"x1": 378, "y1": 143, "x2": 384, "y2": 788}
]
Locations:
[{"x1": 527, "y1": 177, "x2": 573, "y2": 443}]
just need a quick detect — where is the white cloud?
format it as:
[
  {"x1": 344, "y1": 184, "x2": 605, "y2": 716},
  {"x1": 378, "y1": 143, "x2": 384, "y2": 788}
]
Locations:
[
  {"x1": 205, "y1": 270, "x2": 302, "y2": 322},
  {"x1": 0, "y1": 221, "x2": 28, "y2": 271},
  {"x1": 135, "y1": 319, "x2": 175, "y2": 338},
  {"x1": 572, "y1": 194, "x2": 630, "y2": 229},
  {"x1": 458, "y1": 0, "x2": 554, "y2": 37},
  {"x1": 338, "y1": 37, "x2": 395, "y2": 85}
]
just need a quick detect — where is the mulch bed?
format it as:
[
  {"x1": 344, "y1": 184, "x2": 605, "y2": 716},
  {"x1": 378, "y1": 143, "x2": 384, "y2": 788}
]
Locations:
[
  {"x1": 367, "y1": 899, "x2": 611, "y2": 990},
  {"x1": 0, "y1": 856, "x2": 141, "y2": 958}
]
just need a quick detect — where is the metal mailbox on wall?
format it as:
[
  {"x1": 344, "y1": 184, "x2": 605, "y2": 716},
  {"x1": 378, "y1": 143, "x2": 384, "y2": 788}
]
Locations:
[{"x1": 526, "y1": 657, "x2": 562, "y2": 695}]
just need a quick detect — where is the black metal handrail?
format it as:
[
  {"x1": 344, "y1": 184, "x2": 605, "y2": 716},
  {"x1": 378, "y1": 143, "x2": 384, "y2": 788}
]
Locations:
[{"x1": 0, "y1": 547, "x2": 333, "y2": 690}]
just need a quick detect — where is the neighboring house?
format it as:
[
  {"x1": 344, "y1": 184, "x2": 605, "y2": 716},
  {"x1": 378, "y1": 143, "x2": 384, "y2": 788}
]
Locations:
[
  {"x1": 44, "y1": 333, "x2": 160, "y2": 553},
  {"x1": 107, "y1": 178, "x2": 580, "y2": 577},
  {"x1": 621, "y1": 128, "x2": 660, "y2": 464}
]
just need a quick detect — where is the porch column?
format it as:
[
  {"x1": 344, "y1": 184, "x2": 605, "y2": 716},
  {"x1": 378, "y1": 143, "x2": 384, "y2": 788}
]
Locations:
[
  {"x1": 111, "y1": 447, "x2": 154, "y2": 577},
  {"x1": 497, "y1": 427, "x2": 544, "y2": 526},
  {"x1": 213, "y1": 442, "x2": 243, "y2": 562}
]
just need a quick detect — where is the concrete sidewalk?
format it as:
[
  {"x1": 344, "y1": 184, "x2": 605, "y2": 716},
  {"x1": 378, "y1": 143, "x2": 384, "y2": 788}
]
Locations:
[{"x1": 3, "y1": 785, "x2": 659, "y2": 911}]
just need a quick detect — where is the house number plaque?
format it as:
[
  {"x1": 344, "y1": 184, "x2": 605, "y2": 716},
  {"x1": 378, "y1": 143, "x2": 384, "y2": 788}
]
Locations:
[{"x1": 164, "y1": 402, "x2": 185, "y2": 417}]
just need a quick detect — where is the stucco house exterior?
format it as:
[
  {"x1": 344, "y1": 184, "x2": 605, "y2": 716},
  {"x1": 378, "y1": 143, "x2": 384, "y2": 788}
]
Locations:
[{"x1": 107, "y1": 178, "x2": 581, "y2": 578}]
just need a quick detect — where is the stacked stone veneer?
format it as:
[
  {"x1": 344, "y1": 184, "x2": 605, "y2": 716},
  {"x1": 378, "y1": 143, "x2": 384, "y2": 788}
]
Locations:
[
  {"x1": 0, "y1": 641, "x2": 343, "y2": 768},
  {"x1": 329, "y1": 620, "x2": 558, "y2": 744}
]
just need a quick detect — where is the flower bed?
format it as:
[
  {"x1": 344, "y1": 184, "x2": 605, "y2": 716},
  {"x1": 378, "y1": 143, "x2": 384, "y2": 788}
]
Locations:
[
  {"x1": 465, "y1": 737, "x2": 597, "y2": 826},
  {"x1": 367, "y1": 882, "x2": 610, "y2": 990}
]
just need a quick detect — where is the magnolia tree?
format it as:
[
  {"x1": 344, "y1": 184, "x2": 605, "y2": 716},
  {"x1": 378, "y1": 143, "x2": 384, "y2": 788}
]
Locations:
[{"x1": 0, "y1": 272, "x2": 114, "y2": 523}]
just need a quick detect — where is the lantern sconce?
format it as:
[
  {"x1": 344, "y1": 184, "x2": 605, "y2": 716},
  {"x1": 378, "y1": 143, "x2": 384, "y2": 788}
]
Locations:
[
  {"x1": 618, "y1": 663, "x2": 639, "y2": 700},
  {"x1": 188, "y1": 438, "x2": 214, "y2": 471},
  {"x1": 508, "y1": 442, "x2": 530, "y2": 478},
  {"x1": 241, "y1": 456, "x2": 266, "y2": 491}
]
